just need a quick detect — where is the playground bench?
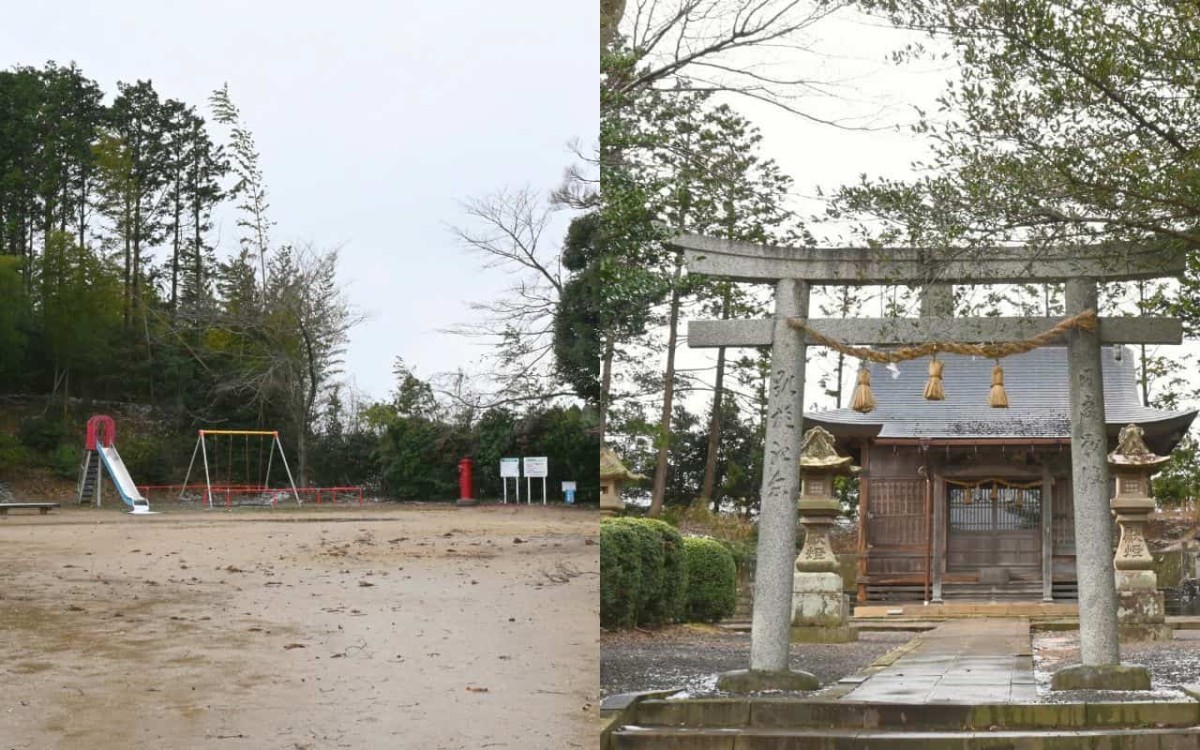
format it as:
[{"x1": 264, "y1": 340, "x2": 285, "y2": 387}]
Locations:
[{"x1": 0, "y1": 503, "x2": 60, "y2": 515}]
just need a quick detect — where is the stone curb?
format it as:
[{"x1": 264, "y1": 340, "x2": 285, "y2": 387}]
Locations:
[
  {"x1": 625, "y1": 698, "x2": 1200, "y2": 731},
  {"x1": 600, "y1": 689, "x2": 681, "y2": 750}
]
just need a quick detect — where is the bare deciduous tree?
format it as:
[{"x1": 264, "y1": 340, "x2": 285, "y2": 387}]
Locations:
[
  {"x1": 446, "y1": 186, "x2": 578, "y2": 408},
  {"x1": 614, "y1": 0, "x2": 860, "y2": 123}
]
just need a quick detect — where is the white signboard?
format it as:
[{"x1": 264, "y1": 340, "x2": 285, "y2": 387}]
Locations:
[
  {"x1": 500, "y1": 458, "x2": 521, "y2": 478},
  {"x1": 561, "y1": 481, "x2": 577, "y2": 492},
  {"x1": 523, "y1": 456, "x2": 548, "y2": 478}
]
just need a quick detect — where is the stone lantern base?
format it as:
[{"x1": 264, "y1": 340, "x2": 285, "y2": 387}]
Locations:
[
  {"x1": 1116, "y1": 572, "x2": 1171, "y2": 642},
  {"x1": 791, "y1": 571, "x2": 855, "y2": 643}
]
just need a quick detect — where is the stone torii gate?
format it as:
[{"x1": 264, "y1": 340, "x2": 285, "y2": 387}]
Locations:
[{"x1": 675, "y1": 234, "x2": 1185, "y2": 691}]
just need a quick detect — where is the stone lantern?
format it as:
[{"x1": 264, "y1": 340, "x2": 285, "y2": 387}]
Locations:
[
  {"x1": 600, "y1": 447, "x2": 644, "y2": 516},
  {"x1": 1108, "y1": 424, "x2": 1171, "y2": 641},
  {"x1": 792, "y1": 426, "x2": 857, "y2": 643}
]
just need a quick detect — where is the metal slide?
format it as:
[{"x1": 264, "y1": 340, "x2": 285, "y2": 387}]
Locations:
[{"x1": 97, "y1": 445, "x2": 153, "y2": 514}]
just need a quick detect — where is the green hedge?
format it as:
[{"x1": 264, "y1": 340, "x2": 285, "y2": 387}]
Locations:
[
  {"x1": 600, "y1": 517, "x2": 687, "y2": 628},
  {"x1": 600, "y1": 521, "x2": 641, "y2": 628},
  {"x1": 683, "y1": 536, "x2": 737, "y2": 623}
]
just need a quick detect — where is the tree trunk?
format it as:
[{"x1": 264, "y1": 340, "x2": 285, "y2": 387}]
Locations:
[
  {"x1": 77, "y1": 166, "x2": 88, "y2": 250},
  {"x1": 171, "y1": 180, "x2": 181, "y2": 312},
  {"x1": 699, "y1": 283, "x2": 733, "y2": 509},
  {"x1": 649, "y1": 250, "x2": 684, "y2": 516},
  {"x1": 297, "y1": 426, "x2": 308, "y2": 489},
  {"x1": 699, "y1": 344, "x2": 726, "y2": 511},
  {"x1": 132, "y1": 194, "x2": 142, "y2": 321},
  {"x1": 122, "y1": 194, "x2": 132, "y2": 328},
  {"x1": 598, "y1": 333, "x2": 615, "y2": 445},
  {"x1": 834, "y1": 351, "x2": 845, "y2": 407},
  {"x1": 193, "y1": 190, "x2": 203, "y2": 304},
  {"x1": 1137, "y1": 281, "x2": 1149, "y2": 406}
]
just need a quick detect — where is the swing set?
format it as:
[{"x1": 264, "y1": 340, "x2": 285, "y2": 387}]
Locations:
[{"x1": 180, "y1": 430, "x2": 301, "y2": 508}]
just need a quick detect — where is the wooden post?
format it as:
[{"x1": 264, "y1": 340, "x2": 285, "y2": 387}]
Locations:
[
  {"x1": 856, "y1": 443, "x2": 869, "y2": 603},
  {"x1": 1042, "y1": 463, "x2": 1054, "y2": 602},
  {"x1": 923, "y1": 463, "x2": 932, "y2": 603},
  {"x1": 931, "y1": 472, "x2": 945, "y2": 603}
]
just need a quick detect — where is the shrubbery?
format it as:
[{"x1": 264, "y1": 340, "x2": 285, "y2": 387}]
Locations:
[
  {"x1": 0, "y1": 433, "x2": 27, "y2": 473},
  {"x1": 52, "y1": 444, "x2": 82, "y2": 479},
  {"x1": 600, "y1": 518, "x2": 739, "y2": 629},
  {"x1": 683, "y1": 536, "x2": 738, "y2": 622},
  {"x1": 599, "y1": 517, "x2": 687, "y2": 628},
  {"x1": 599, "y1": 521, "x2": 642, "y2": 629}
]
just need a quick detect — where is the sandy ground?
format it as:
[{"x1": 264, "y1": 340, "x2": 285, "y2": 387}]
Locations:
[
  {"x1": 0, "y1": 503, "x2": 598, "y2": 749},
  {"x1": 601, "y1": 626, "x2": 912, "y2": 698}
]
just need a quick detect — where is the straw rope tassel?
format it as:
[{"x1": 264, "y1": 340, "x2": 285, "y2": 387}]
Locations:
[
  {"x1": 923, "y1": 357, "x2": 945, "y2": 401},
  {"x1": 850, "y1": 365, "x2": 876, "y2": 414},
  {"x1": 989, "y1": 360, "x2": 1010, "y2": 408}
]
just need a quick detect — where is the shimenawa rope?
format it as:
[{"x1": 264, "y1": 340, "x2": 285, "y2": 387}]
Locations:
[{"x1": 789, "y1": 309, "x2": 1098, "y2": 412}]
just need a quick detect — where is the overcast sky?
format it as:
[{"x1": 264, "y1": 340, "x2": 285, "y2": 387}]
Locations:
[{"x1": 2, "y1": 0, "x2": 598, "y2": 401}]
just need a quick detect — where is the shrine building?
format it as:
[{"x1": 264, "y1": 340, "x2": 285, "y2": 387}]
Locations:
[{"x1": 808, "y1": 345, "x2": 1196, "y2": 604}]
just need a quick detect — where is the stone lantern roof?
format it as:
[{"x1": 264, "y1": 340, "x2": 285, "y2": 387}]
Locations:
[
  {"x1": 600, "y1": 447, "x2": 645, "y2": 482},
  {"x1": 799, "y1": 426, "x2": 857, "y2": 473},
  {"x1": 1107, "y1": 423, "x2": 1171, "y2": 471}
]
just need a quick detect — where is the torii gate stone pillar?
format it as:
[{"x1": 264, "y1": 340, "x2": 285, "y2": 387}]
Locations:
[
  {"x1": 717, "y1": 278, "x2": 819, "y2": 692},
  {"x1": 1051, "y1": 278, "x2": 1150, "y2": 690}
]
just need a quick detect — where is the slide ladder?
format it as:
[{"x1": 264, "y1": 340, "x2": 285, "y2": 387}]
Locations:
[{"x1": 76, "y1": 450, "x2": 101, "y2": 506}]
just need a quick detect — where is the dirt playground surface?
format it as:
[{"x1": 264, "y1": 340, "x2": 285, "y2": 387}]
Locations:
[{"x1": 0, "y1": 503, "x2": 598, "y2": 749}]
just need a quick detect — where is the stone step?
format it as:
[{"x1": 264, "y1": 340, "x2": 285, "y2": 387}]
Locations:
[
  {"x1": 627, "y1": 699, "x2": 1200, "y2": 731},
  {"x1": 609, "y1": 725, "x2": 1200, "y2": 749}
]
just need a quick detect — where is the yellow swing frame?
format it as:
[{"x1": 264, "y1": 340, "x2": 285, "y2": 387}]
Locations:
[{"x1": 180, "y1": 430, "x2": 302, "y2": 508}]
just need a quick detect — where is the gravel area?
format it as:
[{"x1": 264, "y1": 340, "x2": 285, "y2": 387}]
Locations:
[
  {"x1": 1033, "y1": 630, "x2": 1200, "y2": 702},
  {"x1": 600, "y1": 625, "x2": 914, "y2": 698}
]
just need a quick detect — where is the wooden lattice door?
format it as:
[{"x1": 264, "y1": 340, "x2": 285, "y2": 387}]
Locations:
[
  {"x1": 865, "y1": 478, "x2": 926, "y2": 581},
  {"x1": 946, "y1": 480, "x2": 1042, "y2": 578}
]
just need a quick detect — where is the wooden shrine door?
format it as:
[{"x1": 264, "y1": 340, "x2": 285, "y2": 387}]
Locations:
[{"x1": 946, "y1": 480, "x2": 1042, "y2": 580}]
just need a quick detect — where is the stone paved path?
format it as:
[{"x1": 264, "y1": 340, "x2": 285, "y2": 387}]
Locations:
[{"x1": 841, "y1": 618, "x2": 1038, "y2": 704}]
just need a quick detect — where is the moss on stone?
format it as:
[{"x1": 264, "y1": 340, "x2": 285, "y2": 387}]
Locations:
[
  {"x1": 1049, "y1": 663, "x2": 1151, "y2": 691},
  {"x1": 1152, "y1": 549, "x2": 1185, "y2": 589},
  {"x1": 715, "y1": 668, "x2": 819, "y2": 693}
]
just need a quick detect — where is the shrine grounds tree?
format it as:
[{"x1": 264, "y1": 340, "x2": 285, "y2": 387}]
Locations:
[
  {"x1": 601, "y1": 0, "x2": 888, "y2": 514},
  {"x1": 613, "y1": 90, "x2": 798, "y2": 517},
  {"x1": 834, "y1": 0, "x2": 1200, "y2": 495},
  {"x1": 841, "y1": 0, "x2": 1200, "y2": 271}
]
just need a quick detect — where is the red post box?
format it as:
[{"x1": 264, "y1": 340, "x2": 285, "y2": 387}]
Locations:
[{"x1": 457, "y1": 457, "x2": 475, "y2": 505}]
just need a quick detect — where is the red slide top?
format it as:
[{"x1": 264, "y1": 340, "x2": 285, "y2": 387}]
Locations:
[{"x1": 85, "y1": 414, "x2": 116, "y2": 450}]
